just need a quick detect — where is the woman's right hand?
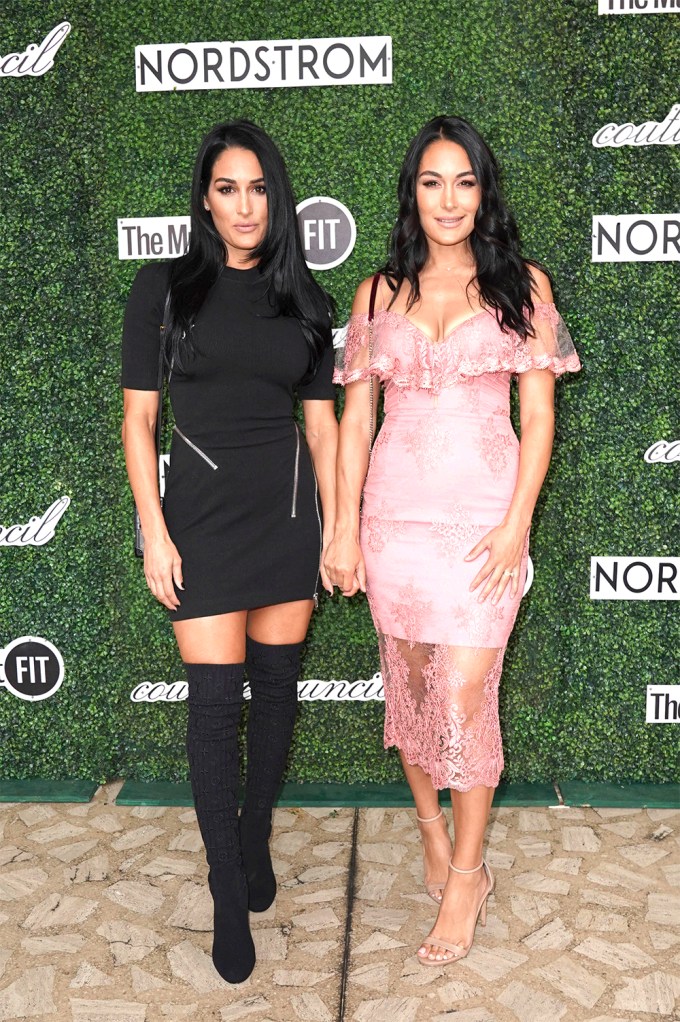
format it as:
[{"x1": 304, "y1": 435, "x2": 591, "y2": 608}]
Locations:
[
  {"x1": 324, "y1": 535, "x2": 366, "y2": 597},
  {"x1": 143, "y1": 534, "x2": 184, "y2": 610}
]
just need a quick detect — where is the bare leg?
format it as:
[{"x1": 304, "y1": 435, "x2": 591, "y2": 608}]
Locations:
[
  {"x1": 400, "y1": 754, "x2": 452, "y2": 899},
  {"x1": 417, "y1": 784, "x2": 495, "y2": 961}
]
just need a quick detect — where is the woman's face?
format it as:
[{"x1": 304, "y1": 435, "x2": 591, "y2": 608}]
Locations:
[
  {"x1": 203, "y1": 146, "x2": 268, "y2": 266},
  {"x1": 415, "y1": 139, "x2": 481, "y2": 253}
]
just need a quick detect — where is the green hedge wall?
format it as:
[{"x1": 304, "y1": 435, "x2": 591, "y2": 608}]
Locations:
[{"x1": 1, "y1": 0, "x2": 678, "y2": 784}]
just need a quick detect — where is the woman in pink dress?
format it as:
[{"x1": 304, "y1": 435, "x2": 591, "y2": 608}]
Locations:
[{"x1": 326, "y1": 116, "x2": 580, "y2": 965}]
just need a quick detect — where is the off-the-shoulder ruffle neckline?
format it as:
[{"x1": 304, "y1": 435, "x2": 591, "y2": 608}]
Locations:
[{"x1": 352, "y1": 302, "x2": 558, "y2": 346}]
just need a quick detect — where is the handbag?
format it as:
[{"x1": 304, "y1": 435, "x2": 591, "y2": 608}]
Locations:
[
  {"x1": 134, "y1": 291, "x2": 171, "y2": 557},
  {"x1": 367, "y1": 271, "x2": 380, "y2": 452}
]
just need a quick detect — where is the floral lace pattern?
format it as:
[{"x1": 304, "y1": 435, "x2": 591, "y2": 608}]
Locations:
[
  {"x1": 390, "y1": 582, "x2": 433, "y2": 649},
  {"x1": 404, "y1": 416, "x2": 454, "y2": 476},
  {"x1": 429, "y1": 507, "x2": 479, "y2": 565},
  {"x1": 476, "y1": 415, "x2": 515, "y2": 478},
  {"x1": 333, "y1": 303, "x2": 581, "y2": 390},
  {"x1": 380, "y1": 632, "x2": 505, "y2": 791},
  {"x1": 362, "y1": 499, "x2": 406, "y2": 553}
]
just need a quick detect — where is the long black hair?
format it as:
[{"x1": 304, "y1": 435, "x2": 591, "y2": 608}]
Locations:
[
  {"x1": 383, "y1": 116, "x2": 547, "y2": 338},
  {"x1": 165, "y1": 120, "x2": 333, "y2": 374}
]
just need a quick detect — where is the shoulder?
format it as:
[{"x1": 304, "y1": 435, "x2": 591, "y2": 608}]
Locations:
[
  {"x1": 526, "y1": 264, "x2": 554, "y2": 305},
  {"x1": 351, "y1": 272, "x2": 395, "y2": 315},
  {"x1": 130, "y1": 260, "x2": 171, "y2": 292}
]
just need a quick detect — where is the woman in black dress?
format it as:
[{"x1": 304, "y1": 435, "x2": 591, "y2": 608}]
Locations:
[{"x1": 121, "y1": 121, "x2": 337, "y2": 983}]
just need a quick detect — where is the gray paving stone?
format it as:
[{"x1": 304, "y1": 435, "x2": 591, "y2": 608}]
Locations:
[
  {"x1": 130, "y1": 806, "x2": 167, "y2": 819},
  {"x1": 352, "y1": 997, "x2": 420, "y2": 1022},
  {"x1": 432, "y1": 1010, "x2": 496, "y2": 1022},
  {"x1": 272, "y1": 831, "x2": 311, "y2": 856},
  {"x1": 521, "y1": 917, "x2": 573, "y2": 951},
  {"x1": 27, "y1": 822, "x2": 87, "y2": 845},
  {"x1": 288, "y1": 865, "x2": 346, "y2": 885},
  {"x1": 534, "y1": 953, "x2": 608, "y2": 1007},
  {"x1": 68, "y1": 855, "x2": 110, "y2": 883},
  {"x1": 497, "y1": 979, "x2": 567, "y2": 1022},
  {"x1": 110, "y1": 826, "x2": 165, "y2": 851},
  {"x1": 0, "y1": 951, "x2": 11, "y2": 982},
  {"x1": 166, "y1": 940, "x2": 225, "y2": 992},
  {"x1": 349, "y1": 963, "x2": 390, "y2": 994},
  {"x1": 139, "y1": 856, "x2": 197, "y2": 878},
  {"x1": 646, "y1": 893, "x2": 680, "y2": 926},
  {"x1": 484, "y1": 849, "x2": 515, "y2": 870},
  {"x1": 561, "y1": 826, "x2": 601, "y2": 853},
  {"x1": 575, "y1": 908, "x2": 628, "y2": 932},
  {"x1": 168, "y1": 829, "x2": 203, "y2": 853},
  {"x1": 516, "y1": 839, "x2": 551, "y2": 857},
  {"x1": 513, "y1": 872, "x2": 570, "y2": 895},
  {"x1": 360, "y1": 907, "x2": 408, "y2": 931},
  {"x1": 290, "y1": 992, "x2": 333, "y2": 1021},
  {"x1": 580, "y1": 889, "x2": 636, "y2": 908},
  {"x1": 102, "y1": 881, "x2": 165, "y2": 916},
  {"x1": 292, "y1": 887, "x2": 345, "y2": 905},
  {"x1": 352, "y1": 932, "x2": 407, "y2": 954},
  {"x1": 252, "y1": 927, "x2": 288, "y2": 961},
  {"x1": 166, "y1": 881, "x2": 211, "y2": 931},
  {"x1": 22, "y1": 934, "x2": 85, "y2": 954},
  {"x1": 17, "y1": 806, "x2": 56, "y2": 827},
  {"x1": 0, "y1": 964, "x2": 56, "y2": 1020},
  {"x1": 574, "y1": 936, "x2": 656, "y2": 971},
  {"x1": 620, "y1": 844, "x2": 670, "y2": 868},
  {"x1": 0, "y1": 845, "x2": 33, "y2": 866},
  {"x1": 219, "y1": 996, "x2": 271, "y2": 1020},
  {"x1": 320, "y1": 816, "x2": 353, "y2": 833},
  {"x1": 510, "y1": 894, "x2": 558, "y2": 926},
  {"x1": 0, "y1": 867, "x2": 48, "y2": 901},
  {"x1": 291, "y1": 907, "x2": 341, "y2": 931},
  {"x1": 358, "y1": 843, "x2": 407, "y2": 866},
  {"x1": 22, "y1": 893, "x2": 98, "y2": 930},
  {"x1": 355, "y1": 869, "x2": 396, "y2": 902},
  {"x1": 363, "y1": 810, "x2": 386, "y2": 837},
  {"x1": 547, "y1": 857, "x2": 581, "y2": 875},
  {"x1": 130, "y1": 966, "x2": 168, "y2": 992},
  {"x1": 311, "y1": 841, "x2": 347, "y2": 861},
  {"x1": 587, "y1": 863, "x2": 653, "y2": 891},
  {"x1": 272, "y1": 970, "x2": 333, "y2": 987},
  {"x1": 69, "y1": 963, "x2": 114, "y2": 988},
  {"x1": 96, "y1": 921, "x2": 164, "y2": 965},
  {"x1": 460, "y1": 946, "x2": 528, "y2": 981},
  {"x1": 436, "y1": 978, "x2": 482, "y2": 1001},
  {"x1": 601, "y1": 821, "x2": 639, "y2": 838},
  {"x1": 518, "y1": 811, "x2": 552, "y2": 833},
  {"x1": 612, "y1": 971, "x2": 680, "y2": 1015},
  {"x1": 70, "y1": 999, "x2": 147, "y2": 1020},
  {"x1": 88, "y1": 815, "x2": 124, "y2": 834}
]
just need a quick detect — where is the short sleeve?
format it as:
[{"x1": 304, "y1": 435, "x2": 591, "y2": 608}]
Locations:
[
  {"x1": 297, "y1": 340, "x2": 336, "y2": 400},
  {"x1": 333, "y1": 314, "x2": 370, "y2": 385},
  {"x1": 514, "y1": 302, "x2": 582, "y2": 377},
  {"x1": 121, "y1": 262, "x2": 170, "y2": 390}
]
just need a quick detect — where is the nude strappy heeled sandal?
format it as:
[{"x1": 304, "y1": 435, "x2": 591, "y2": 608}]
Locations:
[
  {"x1": 417, "y1": 858, "x2": 495, "y2": 965},
  {"x1": 415, "y1": 808, "x2": 450, "y2": 904}
]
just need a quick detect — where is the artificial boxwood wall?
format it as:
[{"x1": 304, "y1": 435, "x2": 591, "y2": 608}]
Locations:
[{"x1": 1, "y1": 0, "x2": 677, "y2": 784}]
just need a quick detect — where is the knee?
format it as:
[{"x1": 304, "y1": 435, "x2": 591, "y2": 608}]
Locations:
[{"x1": 246, "y1": 636, "x2": 302, "y2": 695}]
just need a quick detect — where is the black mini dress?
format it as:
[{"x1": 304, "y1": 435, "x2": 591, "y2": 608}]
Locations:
[{"x1": 121, "y1": 262, "x2": 335, "y2": 620}]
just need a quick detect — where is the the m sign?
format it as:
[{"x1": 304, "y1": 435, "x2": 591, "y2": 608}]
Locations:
[{"x1": 592, "y1": 214, "x2": 680, "y2": 261}]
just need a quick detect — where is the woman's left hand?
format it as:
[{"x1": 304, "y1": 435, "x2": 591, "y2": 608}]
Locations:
[
  {"x1": 319, "y1": 532, "x2": 335, "y2": 596},
  {"x1": 465, "y1": 521, "x2": 527, "y2": 605}
]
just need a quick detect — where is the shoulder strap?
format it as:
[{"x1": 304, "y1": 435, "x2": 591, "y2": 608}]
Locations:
[
  {"x1": 154, "y1": 291, "x2": 171, "y2": 458},
  {"x1": 368, "y1": 272, "x2": 380, "y2": 323}
]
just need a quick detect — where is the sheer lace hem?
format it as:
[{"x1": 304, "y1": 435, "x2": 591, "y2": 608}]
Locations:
[
  {"x1": 379, "y1": 633, "x2": 505, "y2": 792},
  {"x1": 333, "y1": 304, "x2": 581, "y2": 389}
]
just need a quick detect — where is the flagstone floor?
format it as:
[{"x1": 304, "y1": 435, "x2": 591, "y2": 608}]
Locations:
[{"x1": 1, "y1": 783, "x2": 679, "y2": 1022}]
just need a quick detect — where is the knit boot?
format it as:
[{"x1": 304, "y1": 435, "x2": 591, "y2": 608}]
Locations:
[
  {"x1": 186, "y1": 662, "x2": 255, "y2": 983},
  {"x1": 240, "y1": 637, "x2": 302, "y2": 911}
]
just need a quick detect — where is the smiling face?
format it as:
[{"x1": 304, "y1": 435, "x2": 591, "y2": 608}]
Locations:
[
  {"x1": 415, "y1": 138, "x2": 482, "y2": 256},
  {"x1": 203, "y1": 146, "x2": 268, "y2": 266}
]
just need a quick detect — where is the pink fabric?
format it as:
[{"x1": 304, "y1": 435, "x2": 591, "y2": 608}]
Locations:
[{"x1": 336, "y1": 303, "x2": 580, "y2": 791}]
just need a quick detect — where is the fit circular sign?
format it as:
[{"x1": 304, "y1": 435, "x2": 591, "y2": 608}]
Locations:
[
  {"x1": 0, "y1": 636, "x2": 64, "y2": 701},
  {"x1": 296, "y1": 196, "x2": 356, "y2": 270}
]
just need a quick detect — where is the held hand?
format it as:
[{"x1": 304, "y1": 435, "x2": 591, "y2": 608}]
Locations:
[
  {"x1": 324, "y1": 535, "x2": 367, "y2": 598},
  {"x1": 319, "y1": 536, "x2": 335, "y2": 596},
  {"x1": 465, "y1": 522, "x2": 527, "y2": 605},
  {"x1": 144, "y1": 535, "x2": 184, "y2": 611}
]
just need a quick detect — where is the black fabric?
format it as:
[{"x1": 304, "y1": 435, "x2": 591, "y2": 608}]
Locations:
[
  {"x1": 185, "y1": 661, "x2": 254, "y2": 983},
  {"x1": 240, "y1": 636, "x2": 303, "y2": 911},
  {"x1": 121, "y1": 262, "x2": 334, "y2": 620}
]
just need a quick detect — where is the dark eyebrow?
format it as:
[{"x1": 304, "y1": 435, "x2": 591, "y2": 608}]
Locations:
[
  {"x1": 214, "y1": 176, "x2": 265, "y2": 184},
  {"x1": 417, "y1": 169, "x2": 476, "y2": 179}
]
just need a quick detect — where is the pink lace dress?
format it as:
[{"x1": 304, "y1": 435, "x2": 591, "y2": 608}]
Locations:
[{"x1": 334, "y1": 302, "x2": 581, "y2": 790}]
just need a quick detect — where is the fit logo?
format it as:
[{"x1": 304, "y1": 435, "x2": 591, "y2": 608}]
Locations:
[
  {"x1": 0, "y1": 637, "x2": 64, "y2": 702},
  {"x1": 646, "y1": 686, "x2": 680, "y2": 723},
  {"x1": 296, "y1": 197, "x2": 356, "y2": 271}
]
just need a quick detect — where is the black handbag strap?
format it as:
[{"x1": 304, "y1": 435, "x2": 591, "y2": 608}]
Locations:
[{"x1": 154, "y1": 291, "x2": 171, "y2": 460}]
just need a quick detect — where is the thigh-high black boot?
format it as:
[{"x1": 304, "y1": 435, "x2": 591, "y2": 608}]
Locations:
[
  {"x1": 185, "y1": 662, "x2": 255, "y2": 983},
  {"x1": 240, "y1": 636, "x2": 303, "y2": 911}
]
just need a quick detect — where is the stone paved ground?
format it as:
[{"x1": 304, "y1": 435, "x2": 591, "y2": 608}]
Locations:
[{"x1": 0, "y1": 783, "x2": 679, "y2": 1021}]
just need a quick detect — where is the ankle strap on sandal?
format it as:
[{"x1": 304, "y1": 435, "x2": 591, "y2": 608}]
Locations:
[
  {"x1": 449, "y1": 858, "x2": 484, "y2": 874},
  {"x1": 416, "y1": 808, "x2": 443, "y2": 824}
]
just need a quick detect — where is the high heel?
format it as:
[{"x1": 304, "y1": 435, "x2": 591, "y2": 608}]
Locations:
[
  {"x1": 417, "y1": 858, "x2": 495, "y2": 966},
  {"x1": 415, "y1": 808, "x2": 451, "y2": 904}
]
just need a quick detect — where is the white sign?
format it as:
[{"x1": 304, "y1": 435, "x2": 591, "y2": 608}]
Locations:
[
  {"x1": 590, "y1": 557, "x2": 680, "y2": 600},
  {"x1": 118, "y1": 217, "x2": 190, "y2": 260},
  {"x1": 593, "y1": 104, "x2": 680, "y2": 146},
  {"x1": 0, "y1": 637, "x2": 65, "y2": 702},
  {"x1": 599, "y1": 0, "x2": 679, "y2": 12},
  {"x1": 592, "y1": 215, "x2": 680, "y2": 261},
  {"x1": 646, "y1": 686, "x2": 680, "y2": 722},
  {"x1": 0, "y1": 496, "x2": 70, "y2": 547},
  {"x1": 296, "y1": 197, "x2": 356, "y2": 270},
  {"x1": 136, "y1": 36, "x2": 392, "y2": 92},
  {"x1": 0, "y1": 21, "x2": 71, "y2": 77},
  {"x1": 644, "y1": 439, "x2": 680, "y2": 463},
  {"x1": 131, "y1": 673, "x2": 385, "y2": 702}
]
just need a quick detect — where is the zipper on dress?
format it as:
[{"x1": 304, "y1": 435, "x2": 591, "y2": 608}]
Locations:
[
  {"x1": 173, "y1": 426, "x2": 218, "y2": 470},
  {"x1": 313, "y1": 471, "x2": 322, "y2": 608},
  {"x1": 291, "y1": 423, "x2": 301, "y2": 518}
]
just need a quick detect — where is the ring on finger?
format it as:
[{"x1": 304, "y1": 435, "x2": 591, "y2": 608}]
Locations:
[{"x1": 503, "y1": 569, "x2": 516, "y2": 577}]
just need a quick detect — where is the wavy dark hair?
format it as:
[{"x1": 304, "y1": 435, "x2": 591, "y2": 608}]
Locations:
[
  {"x1": 165, "y1": 120, "x2": 332, "y2": 375},
  {"x1": 382, "y1": 116, "x2": 548, "y2": 338}
]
